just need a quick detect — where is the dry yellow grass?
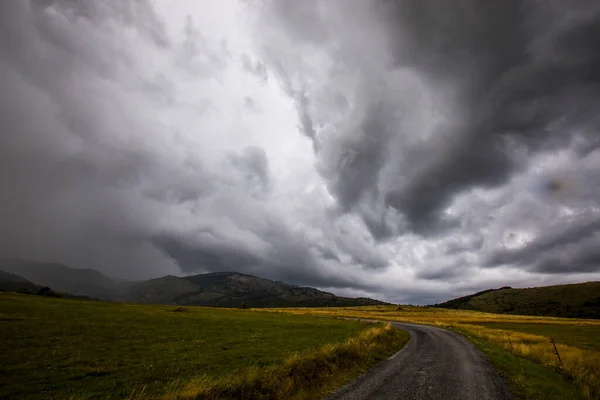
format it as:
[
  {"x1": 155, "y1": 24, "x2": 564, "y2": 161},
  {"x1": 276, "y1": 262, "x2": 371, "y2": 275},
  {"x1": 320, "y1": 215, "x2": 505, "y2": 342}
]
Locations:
[
  {"x1": 258, "y1": 305, "x2": 600, "y2": 399},
  {"x1": 450, "y1": 324, "x2": 600, "y2": 400},
  {"x1": 258, "y1": 305, "x2": 600, "y2": 326}
]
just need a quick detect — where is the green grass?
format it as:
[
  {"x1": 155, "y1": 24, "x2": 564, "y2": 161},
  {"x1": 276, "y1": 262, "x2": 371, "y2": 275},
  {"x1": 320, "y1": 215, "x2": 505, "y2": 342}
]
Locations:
[
  {"x1": 479, "y1": 322, "x2": 600, "y2": 351},
  {"x1": 157, "y1": 324, "x2": 409, "y2": 400},
  {"x1": 456, "y1": 329, "x2": 586, "y2": 400},
  {"x1": 0, "y1": 293, "x2": 394, "y2": 400}
]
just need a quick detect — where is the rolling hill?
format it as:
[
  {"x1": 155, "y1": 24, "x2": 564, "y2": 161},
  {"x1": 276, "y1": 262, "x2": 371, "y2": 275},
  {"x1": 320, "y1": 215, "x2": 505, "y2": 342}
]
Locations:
[
  {"x1": 0, "y1": 270, "x2": 41, "y2": 293},
  {"x1": 120, "y1": 271, "x2": 387, "y2": 308},
  {"x1": 0, "y1": 259, "x2": 387, "y2": 307},
  {"x1": 0, "y1": 259, "x2": 122, "y2": 299},
  {"x1": 435, "y1": 281, "x2": 600, "y2": 319}
]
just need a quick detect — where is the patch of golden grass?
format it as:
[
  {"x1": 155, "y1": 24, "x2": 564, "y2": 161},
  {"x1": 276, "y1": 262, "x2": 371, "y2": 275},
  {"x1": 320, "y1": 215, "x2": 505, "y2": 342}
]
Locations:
[
  {"x1": 144, "y1": 324, "x2": 409, "y2": 400},
  {"x1": 258, "y1": 305, "x2": 600, "y2": 327}
]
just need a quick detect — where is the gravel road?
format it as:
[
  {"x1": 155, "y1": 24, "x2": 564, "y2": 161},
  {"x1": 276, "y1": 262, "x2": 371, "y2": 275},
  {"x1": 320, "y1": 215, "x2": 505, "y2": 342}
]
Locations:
[{"x1": 325, "y1": 322, "x2": 512, "y2": 400}]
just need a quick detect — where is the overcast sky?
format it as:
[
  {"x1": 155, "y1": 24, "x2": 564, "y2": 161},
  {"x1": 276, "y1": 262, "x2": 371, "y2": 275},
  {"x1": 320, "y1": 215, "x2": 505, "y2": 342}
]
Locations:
[{"x1": 1, "y1": 0, "x2": 600, "y2": 304}]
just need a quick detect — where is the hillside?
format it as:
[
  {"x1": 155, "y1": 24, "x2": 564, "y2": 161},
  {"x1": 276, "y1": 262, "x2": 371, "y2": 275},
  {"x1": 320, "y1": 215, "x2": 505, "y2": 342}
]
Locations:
[
  {"x1": 0, "y1": 259, "x2": 121, "y2": 299},
  {"x1": 0, "y1": 259, "x2": 387, "y2": 307},
  {"x1": 435, "y1": 281, "x2": 600, "y2": 318},
  {"x1": 0, "y1": 271, "x2": 41, "y2": 293},
  {"x1": 121, "y1": 271, "x2": 388, "y2": 308}
]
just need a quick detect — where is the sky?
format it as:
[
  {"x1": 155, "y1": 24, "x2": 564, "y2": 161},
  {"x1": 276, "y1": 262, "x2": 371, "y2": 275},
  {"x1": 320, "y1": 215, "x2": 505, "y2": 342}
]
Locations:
[{"x1": 1, "y1": 0, "x2": 600, "y2": 304}]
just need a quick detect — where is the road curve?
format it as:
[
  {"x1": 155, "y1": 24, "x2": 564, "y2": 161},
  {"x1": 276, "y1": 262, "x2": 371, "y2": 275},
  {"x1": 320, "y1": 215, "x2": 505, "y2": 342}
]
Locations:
[{"x1": 325, "y1": 322, "x2": 511, "y2": 400}]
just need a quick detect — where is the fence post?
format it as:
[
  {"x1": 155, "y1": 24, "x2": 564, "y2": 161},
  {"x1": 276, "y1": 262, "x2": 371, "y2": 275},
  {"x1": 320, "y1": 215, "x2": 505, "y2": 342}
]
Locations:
[
  {"x1": 507, "y1": 334, "x2": 514, "y2": 351},
  {"x1": 550, "y1": 338, "x2": 563, "y2": 367}
]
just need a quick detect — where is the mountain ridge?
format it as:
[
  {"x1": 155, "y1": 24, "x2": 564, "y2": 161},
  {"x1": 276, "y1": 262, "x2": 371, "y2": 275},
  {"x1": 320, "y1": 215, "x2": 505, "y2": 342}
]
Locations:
[
  {"x1": 0, "y1": 260, "x2": 387, "y2": 308},
  {"x1": 0, "y1": 259, "x2": 121, "y2": 299},
  {"x1": 121, "y1": 271, "x2": 387, "y2": 308}
]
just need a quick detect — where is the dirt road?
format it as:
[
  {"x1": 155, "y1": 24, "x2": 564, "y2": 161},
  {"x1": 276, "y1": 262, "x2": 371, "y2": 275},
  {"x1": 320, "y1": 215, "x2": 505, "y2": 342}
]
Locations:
[{"x1": 325, "y1": 322, "x2": 511, "y2": 400}]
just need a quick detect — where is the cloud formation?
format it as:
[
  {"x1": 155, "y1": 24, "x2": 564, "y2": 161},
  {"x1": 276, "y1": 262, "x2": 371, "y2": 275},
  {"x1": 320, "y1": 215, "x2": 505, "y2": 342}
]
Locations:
[{"x1": 1, "y1": 0, "x2": 600, "y2": 304}]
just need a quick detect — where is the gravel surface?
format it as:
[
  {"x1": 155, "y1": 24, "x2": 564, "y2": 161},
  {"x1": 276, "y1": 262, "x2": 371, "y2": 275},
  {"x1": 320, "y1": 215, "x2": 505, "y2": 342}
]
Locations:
[{"x1": 325, "y1": 322, "x2": 512, "y2": 400}]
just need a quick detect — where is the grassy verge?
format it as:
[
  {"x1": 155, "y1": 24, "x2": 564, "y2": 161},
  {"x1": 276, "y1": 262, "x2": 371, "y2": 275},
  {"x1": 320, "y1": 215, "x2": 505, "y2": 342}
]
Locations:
[
  {"x1": 478, "y1": 322, "x2": 600, "y2": 351},
  {"x1": 0, "y1": 293, "x2": 407, "y2": 399},
  {"x1": 153, "y1": 324, "x2": 409, "y2": 400},
  {"x1": 451, "y1": 324, "x2": 600, "y2": 399},
  {"x1": 453, "y1": 326, "x2": 585, "y2": 400}
]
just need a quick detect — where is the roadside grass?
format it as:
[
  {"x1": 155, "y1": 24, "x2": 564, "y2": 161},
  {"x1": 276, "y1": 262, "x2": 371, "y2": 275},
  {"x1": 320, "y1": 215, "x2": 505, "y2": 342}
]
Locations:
[
  {"x1": 461, "y1": 332, "x2": 585, "y2": 400},
  {"x1": 451, "y1": 324, "x2": 600, "y2": 400},
  {"x1": 0, "y1": 293, "x2": 407, "y2": 400},
  {"x1": 151, "y1": 324, "x2": 409, "y2": 400},
  {"x1": 477, "y1": 322, "x2": 600, "y2": 350},
  {"x1": 260, "y1": 305, "x2": 600, "y2": 399}
]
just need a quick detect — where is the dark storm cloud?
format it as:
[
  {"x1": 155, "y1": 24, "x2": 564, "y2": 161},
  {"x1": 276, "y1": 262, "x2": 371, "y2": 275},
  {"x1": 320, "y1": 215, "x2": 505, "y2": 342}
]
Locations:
[
  {"x1": 415, "y1": 260, "x2": 472, "y2": 282},
  {"x1": 380, "y1": 0, "x2": 600, "y2": 228},
  {"x1": 268, "y1": 61, "x2": 320, "y2": 151},
  {"x1": 152, "y1": 228, "x2": 377, "y2": 291},
  {"x1": 0, "y1": 0, "x2": 390, "y2": 294},
  {"x1": 487, "y1": 216, "x2": 600, "y2": 270},
  {"x1": 265, "y1": 0, "x2": 600, "y2": 234},
  {"x1": 4, "y1": 0, "x2": 600, "y2": 304},
  {"x1": 0, "y1": 1, "x2": 241, "y2": 280},
  {"x1": 34, "y1": 0, "x2": 171, "y2": 48},
  {"x1": 152, "y1": 233, "x2": 262, "y2": 273},
  {"x1": 229, "y1": 146, "x2": 271, "y2": 193},
  {"x1": 533, "y1": 248, "x2": 600, "y2": 274}
]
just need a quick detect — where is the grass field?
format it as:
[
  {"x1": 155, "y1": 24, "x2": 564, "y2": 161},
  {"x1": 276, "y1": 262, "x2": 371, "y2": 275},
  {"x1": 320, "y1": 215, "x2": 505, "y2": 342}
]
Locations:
[
  {"x1": 0, "y1": 293, "x2": 408, "y2": 400},
  {"x1": 261, "y1": 305, "x2": 600, "y2": 400},
  {"x1": 478, "y1": 322, "x2": 600, "y2": 350}
]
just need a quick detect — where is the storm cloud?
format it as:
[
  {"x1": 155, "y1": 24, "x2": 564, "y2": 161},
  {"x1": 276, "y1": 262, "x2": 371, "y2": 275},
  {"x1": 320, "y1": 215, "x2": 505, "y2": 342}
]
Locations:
[{"x1": 1, "y1": 0, "x2": 600, "y2": 304}]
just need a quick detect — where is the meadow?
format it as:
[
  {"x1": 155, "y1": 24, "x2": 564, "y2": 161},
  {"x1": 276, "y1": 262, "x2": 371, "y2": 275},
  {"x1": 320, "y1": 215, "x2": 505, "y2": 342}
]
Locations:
[
  {"x1": 3, "y1": 294, "x2": 599, "y2": 400},
  {"x1": 0, "y1": 293, "x2": 408, "y2": 400},
  {"x1": 260, "y1": 305, "x2": 600, "y2": 400}
]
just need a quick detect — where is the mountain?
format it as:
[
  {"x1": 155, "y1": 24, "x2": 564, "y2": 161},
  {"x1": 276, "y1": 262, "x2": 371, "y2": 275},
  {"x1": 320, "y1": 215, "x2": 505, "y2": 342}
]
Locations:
[
  {"x1": 0, "y1": 259, "x2": 121, "y2": 299},
  {"x1": 0, "y1": 259, "x2": 387, "y2": 307},
  {"x1": 435, "y1": 281, "x2": 600, "y2": 319},
  {"x1": 0, "y1": 270, "x2": 42, "y2": 293},
  {"x1": 120, "y1": 271, "x2": 388, "y2": 308}
]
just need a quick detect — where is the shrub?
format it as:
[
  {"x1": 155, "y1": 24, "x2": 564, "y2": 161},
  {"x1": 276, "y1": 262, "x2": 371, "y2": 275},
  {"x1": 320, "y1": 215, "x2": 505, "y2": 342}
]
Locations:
[{"x1": 36, "y1": 286, "x2": 61, "y2": 298}]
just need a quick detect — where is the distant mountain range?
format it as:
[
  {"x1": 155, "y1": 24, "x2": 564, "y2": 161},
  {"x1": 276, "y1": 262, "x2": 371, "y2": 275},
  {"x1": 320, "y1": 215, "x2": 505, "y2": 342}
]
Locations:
[
  {"x1": 121, "y1": 272, "x2": 385, "y2": 307},
  {"x1": 0, "y1": 259, "x2": 122, "y2": 299},
  {"x1": 5, "y1": 259, "x2": 599, "y2": 316},
  {"x1": 435, "y1": 282, "x2": 600, "y2": 319},
  {"x1": 0, "y1": 270, "x2": 42, "y2": 294},
  {"x1": 0, "y1": 259, "x2": 386, "y2": 308}
]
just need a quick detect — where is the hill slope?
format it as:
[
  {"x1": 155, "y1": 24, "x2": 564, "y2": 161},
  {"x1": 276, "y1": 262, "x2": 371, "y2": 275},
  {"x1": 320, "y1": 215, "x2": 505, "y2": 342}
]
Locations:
[
  {"x1": 121, "y1": 271, "x2": 387, "y2": 308},
  {"x1": 0, "y1": 259, "x2": 121, "y2": 299},
  {"x1": 435, "y1": 281, "x2": 600, "y2": 319},
  {"x1": 0, "y1": 271, "x2": 41, "y2": 293}
]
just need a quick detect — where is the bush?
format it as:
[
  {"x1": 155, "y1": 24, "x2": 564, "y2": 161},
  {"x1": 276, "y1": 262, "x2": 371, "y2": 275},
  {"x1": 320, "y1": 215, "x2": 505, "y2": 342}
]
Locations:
[{"x1": 36, "y1": 286, "x2": 61, "y2": 298}]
